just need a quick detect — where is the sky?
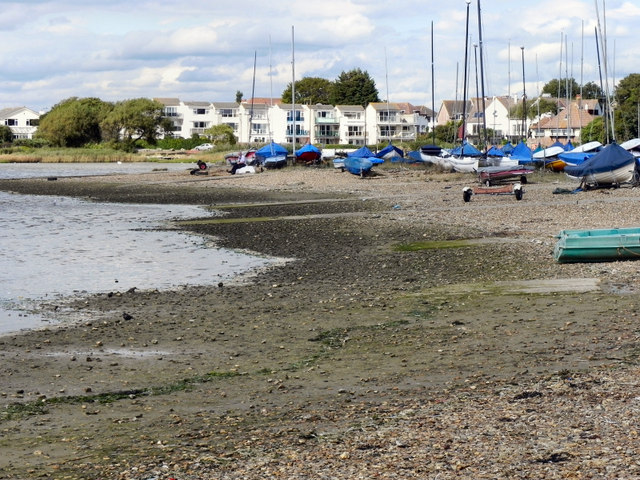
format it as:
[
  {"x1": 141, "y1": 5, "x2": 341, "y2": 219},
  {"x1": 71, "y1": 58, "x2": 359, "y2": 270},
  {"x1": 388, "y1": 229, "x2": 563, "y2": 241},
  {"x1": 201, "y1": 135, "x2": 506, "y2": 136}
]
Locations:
[{"x1": 1, "y1": 0, "x2": 638, "y2": 113}]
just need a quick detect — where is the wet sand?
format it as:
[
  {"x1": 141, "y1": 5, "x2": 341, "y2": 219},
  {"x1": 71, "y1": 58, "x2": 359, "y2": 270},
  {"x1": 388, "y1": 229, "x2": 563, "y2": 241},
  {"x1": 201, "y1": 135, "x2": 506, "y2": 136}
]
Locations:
[{"x1": 2, "y1": 165, "x2": 640, "y2": 479}]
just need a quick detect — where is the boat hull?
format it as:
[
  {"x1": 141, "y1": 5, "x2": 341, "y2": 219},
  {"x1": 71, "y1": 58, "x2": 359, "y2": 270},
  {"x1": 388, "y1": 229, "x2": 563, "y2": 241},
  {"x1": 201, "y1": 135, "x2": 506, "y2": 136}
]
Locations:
[{"x1": 554, "y1": 227, "x2": 640, "y2": 263}]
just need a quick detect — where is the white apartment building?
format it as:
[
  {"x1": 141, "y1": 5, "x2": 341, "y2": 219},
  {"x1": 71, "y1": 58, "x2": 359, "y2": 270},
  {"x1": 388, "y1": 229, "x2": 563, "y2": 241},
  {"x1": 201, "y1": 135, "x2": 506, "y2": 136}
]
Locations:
[{"x1": 154, "y1": 98, "x2": 433, "y2": 146}]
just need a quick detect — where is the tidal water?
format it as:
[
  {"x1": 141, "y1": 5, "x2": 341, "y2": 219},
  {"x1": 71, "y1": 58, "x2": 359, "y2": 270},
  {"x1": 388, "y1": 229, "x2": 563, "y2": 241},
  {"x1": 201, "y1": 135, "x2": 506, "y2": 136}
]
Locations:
[{"x1": 0, "y1": 163, "x2": 276, "y2": 335}]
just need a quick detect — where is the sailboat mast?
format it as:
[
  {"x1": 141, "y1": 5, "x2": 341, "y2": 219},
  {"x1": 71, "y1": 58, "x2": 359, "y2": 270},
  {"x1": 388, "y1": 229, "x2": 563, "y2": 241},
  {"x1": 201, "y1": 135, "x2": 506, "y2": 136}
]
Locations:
[
  {"x1": 385, "y1": 48, "x2": 391, "y2": 143},
  {"x1": 521, "y1": 46, "x2": 526, "y2": 143},
  {"x1": 291, "y1": 25, "x2": 296, "y2": 151},
  {"x1": 430, "y1": 21, "x2": 436, "y2": 145},
  {"x1": 460, "y1": 0, "x2": 471, "y2": 145},
  {"x1": 476, "y1": 0, "x2": 487, "y2": 148},
  {"x1": 249, "y1": 50, "x2": 257, "y2": 144}
]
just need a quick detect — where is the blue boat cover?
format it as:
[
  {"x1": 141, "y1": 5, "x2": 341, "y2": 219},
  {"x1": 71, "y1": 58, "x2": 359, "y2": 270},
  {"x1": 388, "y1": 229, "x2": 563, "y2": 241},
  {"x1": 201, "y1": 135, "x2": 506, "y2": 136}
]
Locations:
[
  {"x1": 486, "y1": 145, "x2": 505, "y2": 157},
  {"x1": 348, "y1": 146, "x2": 375, "y2": 158},
  {"x1": 565, "y1": 141, "x2": 574, "y2": 151},
  {"x1": 501, "y1": 142, "x2": 514, "y2": 154},
  {"x1": 295, "y1": 143, "x2": 321, "y2": 157},
  {"x1": 256, "y1": 141, "x2": 288, "y2": 159},
  {"x1": 550, "y1": 140, "x2": 566, "y2": 149},
  {"x1": 564, "y1": 143, "x2": 636, "y2": 177},
  {"x1": 509, "y1": 141, "x2": 533, "y2": 162},
  {"x1": 450, "y1": 142, "x2": 482, "y2": 157},
  {"x1": 558, "y1": 151, "x2": 595, "y2": 164},
  {"x1": 406, "y1": 151, "x2": 422, "y2": 162},
  {"x1": 376, "y1": 142, "x2": 404, "y2": 159}
]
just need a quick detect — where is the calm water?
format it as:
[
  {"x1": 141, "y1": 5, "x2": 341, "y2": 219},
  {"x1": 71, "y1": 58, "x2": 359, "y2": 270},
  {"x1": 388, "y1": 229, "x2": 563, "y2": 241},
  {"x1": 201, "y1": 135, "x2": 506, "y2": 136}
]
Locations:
[{"x1": 0, "y1": 163, "x2": 276, "y2": 335}]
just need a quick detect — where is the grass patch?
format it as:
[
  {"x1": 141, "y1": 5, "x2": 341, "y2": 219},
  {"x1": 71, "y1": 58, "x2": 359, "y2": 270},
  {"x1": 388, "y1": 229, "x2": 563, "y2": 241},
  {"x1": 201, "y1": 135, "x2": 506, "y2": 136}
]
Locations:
[
  {"x1": 394, "y1": 239, "x2": 473, "y2": 251},
  {"x1": 1, "y1": 370, "x2": 241, "y2": 423}
]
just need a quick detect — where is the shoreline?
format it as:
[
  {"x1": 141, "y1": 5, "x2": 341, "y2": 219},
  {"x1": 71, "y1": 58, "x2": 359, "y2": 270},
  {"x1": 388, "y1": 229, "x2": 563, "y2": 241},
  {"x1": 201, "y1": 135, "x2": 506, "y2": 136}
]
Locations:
[{"x1": 2, "y1": 165, "x2": 640, "y2": 478}]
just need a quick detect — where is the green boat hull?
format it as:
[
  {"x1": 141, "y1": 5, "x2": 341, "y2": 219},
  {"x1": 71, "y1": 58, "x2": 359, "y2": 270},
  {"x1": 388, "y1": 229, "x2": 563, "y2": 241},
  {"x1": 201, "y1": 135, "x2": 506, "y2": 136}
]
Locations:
[{"x1": 554, "y1": 227, "x2": 640, "y2": 263}]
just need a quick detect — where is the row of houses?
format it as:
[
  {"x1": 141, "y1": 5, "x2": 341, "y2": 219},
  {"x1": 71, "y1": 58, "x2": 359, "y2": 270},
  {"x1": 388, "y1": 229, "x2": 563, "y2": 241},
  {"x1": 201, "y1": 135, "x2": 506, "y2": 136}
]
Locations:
[
  {"x1": 1, "y1": 95, "x2": 603, "y2": 148},
  {"x1": 154, "y1": 97, "x2": 434, "y2": 146},
  {"x1": 438, "y1": 95, "x2": 603, "y2": 147}
]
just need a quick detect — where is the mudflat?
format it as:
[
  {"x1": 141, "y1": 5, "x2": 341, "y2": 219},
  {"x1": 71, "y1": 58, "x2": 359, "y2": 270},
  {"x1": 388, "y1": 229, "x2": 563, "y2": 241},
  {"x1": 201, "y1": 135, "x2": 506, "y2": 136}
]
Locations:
[{"x1": 2, "y1": 165, "x2": 640, "y2": 479}]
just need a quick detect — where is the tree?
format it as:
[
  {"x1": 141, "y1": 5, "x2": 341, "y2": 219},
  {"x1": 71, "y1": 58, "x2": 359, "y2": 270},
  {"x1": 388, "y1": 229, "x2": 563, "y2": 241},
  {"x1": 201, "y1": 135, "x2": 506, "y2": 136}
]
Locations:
[
  {"x1": 36, "y1": 97, "x2": 112, "y2": 147},
  {"x1": 235, "y1": 90, "x2": 243, "y2": 103},
  {"x1": 614, "y1": 73, "x2": 640, "y2": 139},
  {"x1": 582, "y1": 116, "x2": 606, "y2": 143},
  {"x1": 281, "y1": 77, "x2": 334, "y2": 104},
  {"x1": 542, "y1": 78, "x2": 581, "y2": 99},
  {"x1": 0, "y1": 125, "x2": 13, "y2": 143},
  {"x1": 100, "y1": 98, "x2": 168, "y2": 145},
  {"x1": 330, "y1": 68, "x2": 380, "y2": 106},
  {"x1": 582, "y1": 81, "x2": 603, "y2": 99},
  {"x1": 205, "y1": 124, "x2": 236, "y2": 145}
]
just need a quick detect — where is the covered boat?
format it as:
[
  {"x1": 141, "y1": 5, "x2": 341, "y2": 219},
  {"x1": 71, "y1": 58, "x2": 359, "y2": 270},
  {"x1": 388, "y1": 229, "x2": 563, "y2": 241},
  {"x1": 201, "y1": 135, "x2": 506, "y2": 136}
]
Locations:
[
  {"x1": 554, "y1": 227, "x2": 640, "y2": 263},
  {"x1": 509, "y1": 141, "x2": 534, "y2": 166},
  {"x1": 343, "y1": 156, "x2": 373, "y2": 176},
  {"x1": 295, "y1": 143, "x2": 322, "y2": 164},
  {"x1": 256, "y1": 141, "x2": 288, "y2": 169},
  {"x1": 564, "y1": 142, "x2": 637, "y2": 187},
  {"x1": 448, "y1": 142, "x2": 482, "y2": 173},
  {"x1": 348, "y1": 145, "x2": 383, "y2": 164},
  {"x1": 376, "y1": 142, "x2": 404, "y2": 162},
  {"x1": 419, "y1": 144, "x2": 449, "y2": 169}
]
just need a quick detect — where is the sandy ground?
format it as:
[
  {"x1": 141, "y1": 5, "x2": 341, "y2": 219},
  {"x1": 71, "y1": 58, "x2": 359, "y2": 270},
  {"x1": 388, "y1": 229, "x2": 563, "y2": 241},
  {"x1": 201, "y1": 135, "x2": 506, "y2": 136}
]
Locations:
[{"x1": 2, "y1": 163, "x2": 640, "y2": 479}]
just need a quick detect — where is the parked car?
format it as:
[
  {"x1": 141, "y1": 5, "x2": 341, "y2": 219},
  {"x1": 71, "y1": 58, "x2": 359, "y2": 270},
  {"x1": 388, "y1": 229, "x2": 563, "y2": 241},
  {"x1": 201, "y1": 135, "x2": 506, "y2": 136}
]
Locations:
[{"x1": 194, "y1": 143, "x2": 214, "y2": 151}]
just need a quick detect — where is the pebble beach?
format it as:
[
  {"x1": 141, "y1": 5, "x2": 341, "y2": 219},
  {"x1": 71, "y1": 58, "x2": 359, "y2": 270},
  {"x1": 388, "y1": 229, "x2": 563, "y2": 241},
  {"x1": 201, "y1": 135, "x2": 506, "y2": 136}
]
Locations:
[{"x1": 2, "y1": 163, "x2": 640, "y2": 479}]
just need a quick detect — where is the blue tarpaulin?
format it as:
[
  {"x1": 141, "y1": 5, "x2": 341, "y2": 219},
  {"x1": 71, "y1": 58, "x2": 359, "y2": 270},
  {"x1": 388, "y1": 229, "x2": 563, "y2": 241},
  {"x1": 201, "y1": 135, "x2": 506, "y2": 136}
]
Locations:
[{"x1": 564, "y1": 143, "x2": 635, "y2": 177}]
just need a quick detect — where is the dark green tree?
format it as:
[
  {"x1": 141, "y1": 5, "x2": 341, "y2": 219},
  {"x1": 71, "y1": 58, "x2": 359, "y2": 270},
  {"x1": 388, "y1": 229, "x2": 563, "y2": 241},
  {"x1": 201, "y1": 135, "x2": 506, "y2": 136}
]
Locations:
[
  {"x1": 542, "y1": 78, "x2": 581, "y2": 99},
  {"x1": 281, "y1": 77, "x2": 334, "y2": 104},
  {"x1": 235, "y1": 90, "x2": 243, "y2": 103},
  {"x1": 614, "y1": 73, "x2": 640, "y2": 139},
  {"x1": 100, "y1": 98, "x2": 168, "y2": 145},
  {"x1": 36, "y1": 97, "x2": 112, "y2": 147},
  {"x1": 330, "y1": 68, "x2": 380, "y2": 106},
  {"x1": 582, "y1": 81, "x2": 603, "y2": 99},
  {"x1": 581, "y1": 116, "x2": 606, "y2": 143},
  {"x1": 0, "y1": 125, "x2": 13, "y2": 143}
]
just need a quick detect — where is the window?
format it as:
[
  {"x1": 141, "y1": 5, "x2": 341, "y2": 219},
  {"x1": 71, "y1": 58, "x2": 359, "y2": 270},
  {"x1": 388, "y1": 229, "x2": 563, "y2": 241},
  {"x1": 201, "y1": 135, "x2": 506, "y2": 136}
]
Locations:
[
  {"x1": 4, "y1": 119, "x2": 17, "y2": 126},
  {"x1": 220, "y1": 109, "x2": 235, "y2": 117},
  {"x1": 164, "y1": 106, "x2": 178, "y2": 117},
  {"x1": 193, "y1": 108, "x2": 207, "y2": 115},
  {"x1": 193, "y1": 121, "x2": 207, "y2": 128}
]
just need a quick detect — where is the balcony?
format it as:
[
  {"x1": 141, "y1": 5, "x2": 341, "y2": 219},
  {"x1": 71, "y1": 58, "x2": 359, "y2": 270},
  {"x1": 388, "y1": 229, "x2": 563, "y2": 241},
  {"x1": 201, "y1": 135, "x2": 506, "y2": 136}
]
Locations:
[{"x1": 315, "y1": 116, "x2": 338, "y2": 124}]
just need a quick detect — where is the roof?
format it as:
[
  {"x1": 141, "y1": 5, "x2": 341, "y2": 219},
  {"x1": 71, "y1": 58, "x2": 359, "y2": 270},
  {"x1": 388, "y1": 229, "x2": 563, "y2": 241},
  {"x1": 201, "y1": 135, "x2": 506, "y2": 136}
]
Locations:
[
  {"x1": 537, "y1": 100, "x2": 597, "y2": 130},
  {"x1": 183, "y1": 101, "x2": 211, "y2": 107},
  {"x1": 211, "y1": 102, "x2": 239, "y2": 109},
  {"x1": 335, "y1": 105, "x2": 365, "y2": 111},
  {"x1": 153, "y1": 98, "x2": 181, "y2": 106},
  {"x1": 242, "y1": 98, "x2": 282, "y2": 106},
  {"x1": 0, "y1": 106, "x2": 39, "y2": 119}
]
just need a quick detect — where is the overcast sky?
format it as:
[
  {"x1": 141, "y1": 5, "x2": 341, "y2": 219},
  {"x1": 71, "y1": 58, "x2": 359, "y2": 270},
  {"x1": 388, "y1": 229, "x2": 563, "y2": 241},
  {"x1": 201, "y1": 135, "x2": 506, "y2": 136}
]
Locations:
[{"x1": 1, "y1": 0, "x2": 638, "y2": 113}]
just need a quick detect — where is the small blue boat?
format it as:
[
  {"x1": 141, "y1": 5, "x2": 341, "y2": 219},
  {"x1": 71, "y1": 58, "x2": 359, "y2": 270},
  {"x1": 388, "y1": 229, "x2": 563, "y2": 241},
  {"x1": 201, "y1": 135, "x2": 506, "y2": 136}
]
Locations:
[
  {"x1": 256, "y1": 141, "x2": 288, "y2": 169},
  {"x1": 554, "y1": 227, "x2": 640, "y2": 263},
  {"x1": 344, "y1": 156, "x2": 373, "y2": 176}
]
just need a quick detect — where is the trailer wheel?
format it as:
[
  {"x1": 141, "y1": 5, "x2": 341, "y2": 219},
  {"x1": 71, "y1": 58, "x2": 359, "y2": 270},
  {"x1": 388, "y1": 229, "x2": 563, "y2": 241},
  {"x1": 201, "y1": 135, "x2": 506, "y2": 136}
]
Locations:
[
  {"x1": 514, "y1": 187, "x2": 523, "y2": 200},
  {"x1": 484, "y1": 179, "x2": 491, "y2": 187},
  {"x1": 463, "y1": 188, "x2": 473, "y2": 203},
  {"x1": 520, "y1": 175, "x2": 528, "y2": 184}
]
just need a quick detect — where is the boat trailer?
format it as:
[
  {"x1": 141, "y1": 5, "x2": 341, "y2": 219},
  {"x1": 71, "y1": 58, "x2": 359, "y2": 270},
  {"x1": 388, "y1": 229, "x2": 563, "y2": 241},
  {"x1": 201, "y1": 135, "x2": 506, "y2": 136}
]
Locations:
[{"x1": 463, "y1": 183, "x2": 524, "y2": 202}]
